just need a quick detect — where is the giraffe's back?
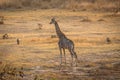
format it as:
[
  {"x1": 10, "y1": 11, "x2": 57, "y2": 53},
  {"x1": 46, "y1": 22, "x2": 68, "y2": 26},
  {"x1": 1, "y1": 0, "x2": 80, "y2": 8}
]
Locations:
[{"x1": 59, "y1": 37, "x2": 74, "y2": 49}]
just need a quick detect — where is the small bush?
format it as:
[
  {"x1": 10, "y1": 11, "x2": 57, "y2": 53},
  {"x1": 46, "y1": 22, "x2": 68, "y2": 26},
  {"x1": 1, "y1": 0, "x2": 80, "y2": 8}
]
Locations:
[{"x1": 0, "y1": 63, "x2": 24, "y2": 80}]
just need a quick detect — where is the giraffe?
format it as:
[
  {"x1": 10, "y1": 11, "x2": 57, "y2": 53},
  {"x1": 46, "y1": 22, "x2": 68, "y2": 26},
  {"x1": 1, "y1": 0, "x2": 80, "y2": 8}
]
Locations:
[{"x1": 50, "y1": 18, "x2": 78, "y2": 66}]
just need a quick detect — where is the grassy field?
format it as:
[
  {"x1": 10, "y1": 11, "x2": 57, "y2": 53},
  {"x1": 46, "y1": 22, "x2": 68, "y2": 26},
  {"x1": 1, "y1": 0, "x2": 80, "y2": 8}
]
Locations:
[{"x1": 0, "y1": 9, "x2": 120, "y2": 80}]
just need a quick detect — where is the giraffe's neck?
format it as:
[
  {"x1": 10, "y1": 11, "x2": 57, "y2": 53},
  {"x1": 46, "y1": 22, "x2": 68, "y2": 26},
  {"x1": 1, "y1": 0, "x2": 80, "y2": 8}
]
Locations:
[{"x1": 54, "y1": 21, "x2": 66, "y2": 39}]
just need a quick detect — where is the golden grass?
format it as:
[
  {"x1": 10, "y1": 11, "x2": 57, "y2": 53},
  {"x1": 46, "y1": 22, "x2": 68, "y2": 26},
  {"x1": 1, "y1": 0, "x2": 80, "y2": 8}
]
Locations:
[
  {"x1": 0, "y1": 0, "x2": 119, "y2": 12},
  {"x1": 0, "y1": 62, "x2": 24, "y2": 80},
  {"x1": 0, "y1": 9, "x2": 120, "y2": 79}
]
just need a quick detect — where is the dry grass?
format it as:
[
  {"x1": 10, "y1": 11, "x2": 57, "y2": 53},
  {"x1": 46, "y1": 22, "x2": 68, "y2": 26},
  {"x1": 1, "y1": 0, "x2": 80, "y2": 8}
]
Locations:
[
  {"x1": 0, "y1": 0, "x2": 119, "y2": 12},
  {"x1": 0, "y1": 9, "x2": 120, "y2": 80},
  {"x1": 0, "y1": 62, "x2": 24, "y2": 80}
]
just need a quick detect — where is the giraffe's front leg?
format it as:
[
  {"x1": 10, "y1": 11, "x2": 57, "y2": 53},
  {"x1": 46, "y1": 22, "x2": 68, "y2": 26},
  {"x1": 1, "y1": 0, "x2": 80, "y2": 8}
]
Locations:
[
  {"x1": 63, "y1": 48, "x2": 66, "y2": 65},
  {"x1": 59, "y1": 47, "x2": 63, "y2": 66}
]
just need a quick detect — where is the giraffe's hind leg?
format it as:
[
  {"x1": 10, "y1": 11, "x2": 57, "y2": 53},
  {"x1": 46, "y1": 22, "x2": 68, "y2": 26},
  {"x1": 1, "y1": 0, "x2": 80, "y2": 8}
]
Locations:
[
  {"x1": 68, "y1": 49, "x2": 74, "y2": 66},
  {"x1": 73, "y1": 51, "x2": 78, "y2": 66},
  {"x1": 70, "y1": 49, "x2": 78, "y2": 66}
]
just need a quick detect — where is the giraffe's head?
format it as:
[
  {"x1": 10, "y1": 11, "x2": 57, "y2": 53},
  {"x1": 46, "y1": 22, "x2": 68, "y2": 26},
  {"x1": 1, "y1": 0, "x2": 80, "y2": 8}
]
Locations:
[{"x1": 50, "y1": 18, "x2": 56, "y2": 24}]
